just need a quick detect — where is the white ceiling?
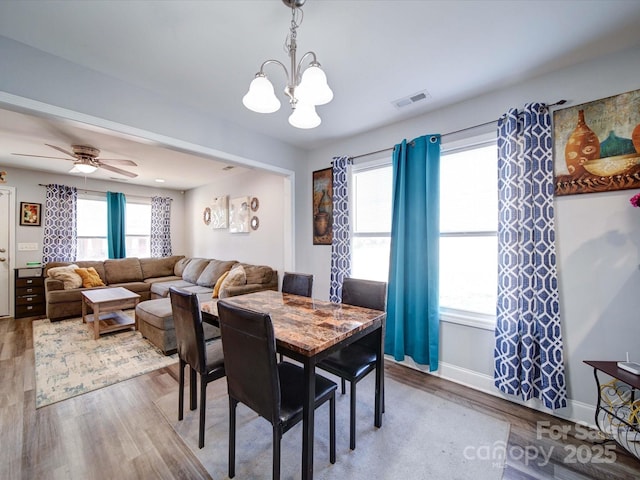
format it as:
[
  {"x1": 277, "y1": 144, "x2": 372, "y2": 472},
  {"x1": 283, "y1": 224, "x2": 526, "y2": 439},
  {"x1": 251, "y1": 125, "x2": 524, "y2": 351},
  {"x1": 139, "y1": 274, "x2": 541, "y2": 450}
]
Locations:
[{"x1": 1, "y1": 0, "x2": 640, "y2": 190}]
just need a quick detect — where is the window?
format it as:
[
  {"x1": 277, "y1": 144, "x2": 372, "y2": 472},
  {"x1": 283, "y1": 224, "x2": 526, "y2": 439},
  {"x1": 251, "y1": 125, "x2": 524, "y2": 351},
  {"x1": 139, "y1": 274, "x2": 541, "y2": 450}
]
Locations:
[
  {"x1": 350, "y1": 139, "x2": 498, "y2": 324},
  {"x1": 77, "y1": 196, "x2": 151, "y2": 260}
]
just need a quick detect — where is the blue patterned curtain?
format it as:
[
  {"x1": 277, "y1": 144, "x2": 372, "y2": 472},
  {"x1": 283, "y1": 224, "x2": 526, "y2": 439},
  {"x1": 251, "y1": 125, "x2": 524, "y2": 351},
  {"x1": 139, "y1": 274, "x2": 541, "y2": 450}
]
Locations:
[
  {"x1": 42, "y1": 184, "x2": 78, "y2": 263},
  {"x1": 151, "y1": 196, "x2": 172, "y2": 257},
  {"x1": 329, "y1": 156, "x2": 353, "y2": 302},
  {"x1": 386, "y1": 135, "x2": 441, "y2": 370},
  {"x1": 494, "y1": 103, "x2": 567, "y2": 410},
  {"x1": 107, "y1": 191, "x2": 126, "y2": 259}
]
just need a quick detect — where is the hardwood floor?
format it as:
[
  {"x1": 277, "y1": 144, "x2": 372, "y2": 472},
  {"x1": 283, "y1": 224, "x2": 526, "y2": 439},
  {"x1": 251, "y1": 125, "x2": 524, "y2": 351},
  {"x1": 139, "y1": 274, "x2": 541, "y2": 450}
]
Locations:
[{"x1": 2, "y1": 315, "x2": 639, "y2": 479}]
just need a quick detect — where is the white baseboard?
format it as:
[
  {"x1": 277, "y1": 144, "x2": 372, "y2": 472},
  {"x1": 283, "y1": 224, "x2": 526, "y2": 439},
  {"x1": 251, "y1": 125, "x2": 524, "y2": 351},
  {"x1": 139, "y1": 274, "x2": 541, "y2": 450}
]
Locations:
[{"x1": 390, "y1": 356, "x2": 597, "y2": 429}]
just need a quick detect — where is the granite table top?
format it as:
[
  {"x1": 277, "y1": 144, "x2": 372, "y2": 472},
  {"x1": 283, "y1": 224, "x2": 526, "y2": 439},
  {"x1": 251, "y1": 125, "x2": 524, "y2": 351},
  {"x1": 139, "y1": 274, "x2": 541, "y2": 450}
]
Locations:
[{"x1": 200, "y1": 290, "x2": 385, "y2": 357}]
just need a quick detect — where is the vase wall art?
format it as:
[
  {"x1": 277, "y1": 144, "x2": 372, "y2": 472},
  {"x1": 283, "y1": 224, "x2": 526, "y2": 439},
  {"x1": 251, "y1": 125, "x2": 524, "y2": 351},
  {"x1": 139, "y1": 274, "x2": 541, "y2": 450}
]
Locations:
[
  {"x1": 312, "y1": 167, "x2": 333, "y2": 245},
  {"x1": 554, "y1": 88, "x2": 640, "y2": 196}
]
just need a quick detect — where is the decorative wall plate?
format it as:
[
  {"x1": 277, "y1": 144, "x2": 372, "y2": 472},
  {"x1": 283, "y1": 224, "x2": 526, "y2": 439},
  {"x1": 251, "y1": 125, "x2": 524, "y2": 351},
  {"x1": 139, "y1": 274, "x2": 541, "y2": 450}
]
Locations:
[
  {"x1": 251, "y1": 197, "x2": 260, "y2": 212},
  {"x1": 251, "y1": 216, "x2": 260, "y2": 230},
  {"x1": 203, "y1": 207, "x2": 211, "y2": 225}
]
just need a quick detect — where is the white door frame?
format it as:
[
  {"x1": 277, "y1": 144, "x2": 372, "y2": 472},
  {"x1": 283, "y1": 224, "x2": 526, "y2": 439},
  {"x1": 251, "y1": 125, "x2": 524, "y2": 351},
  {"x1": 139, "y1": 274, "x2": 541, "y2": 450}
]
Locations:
[{"x1": 0, "y1": 185, "x2": 16, "y2": 318}]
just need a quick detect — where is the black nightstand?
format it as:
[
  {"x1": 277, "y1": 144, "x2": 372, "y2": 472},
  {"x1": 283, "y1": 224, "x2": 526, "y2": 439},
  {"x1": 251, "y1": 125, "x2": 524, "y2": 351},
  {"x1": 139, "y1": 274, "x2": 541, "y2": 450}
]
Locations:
[{"x1": 14, "y1": 267, "x2": 46, "y2": 319}]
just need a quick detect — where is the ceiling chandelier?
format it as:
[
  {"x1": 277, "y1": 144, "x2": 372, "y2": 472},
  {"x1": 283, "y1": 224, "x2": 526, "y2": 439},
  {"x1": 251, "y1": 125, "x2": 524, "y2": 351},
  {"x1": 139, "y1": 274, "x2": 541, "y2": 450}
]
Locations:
[{"x1": 242, "y1": 0, "x2": 333, "y2": 129}]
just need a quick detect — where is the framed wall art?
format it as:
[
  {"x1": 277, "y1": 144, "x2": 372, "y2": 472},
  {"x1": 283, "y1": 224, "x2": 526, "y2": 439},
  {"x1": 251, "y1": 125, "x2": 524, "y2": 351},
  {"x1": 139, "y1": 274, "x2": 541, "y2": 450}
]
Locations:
[
  {"x1": 210, "y1": 195, "x2": 229, "y2": 229},
  {"x1": 312, "y1": 167, "x2": 333, "y2": 245},
  {"x1": 20, "y1": 202, "x2": 42, "y2": 226},
  {"x1": 229, "y1": 196, "x2": 250, "y2": 233},
  {"x1": 554, "y1": 88, "x2": 640, "y2": 196}
]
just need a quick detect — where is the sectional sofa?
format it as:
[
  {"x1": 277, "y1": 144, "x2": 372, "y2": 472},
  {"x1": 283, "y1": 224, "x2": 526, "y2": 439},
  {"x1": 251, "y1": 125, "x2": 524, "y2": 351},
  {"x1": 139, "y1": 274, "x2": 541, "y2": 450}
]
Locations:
[{"x1": 43, "y1": 256, "x2": 279, "y2": 353}]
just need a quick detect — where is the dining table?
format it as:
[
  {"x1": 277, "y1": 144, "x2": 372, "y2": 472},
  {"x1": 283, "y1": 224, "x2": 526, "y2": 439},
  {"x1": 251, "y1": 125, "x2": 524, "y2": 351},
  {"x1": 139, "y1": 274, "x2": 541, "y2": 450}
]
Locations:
[{"x1": 200, "y1": 289, "x2": 386, "y2": 480}]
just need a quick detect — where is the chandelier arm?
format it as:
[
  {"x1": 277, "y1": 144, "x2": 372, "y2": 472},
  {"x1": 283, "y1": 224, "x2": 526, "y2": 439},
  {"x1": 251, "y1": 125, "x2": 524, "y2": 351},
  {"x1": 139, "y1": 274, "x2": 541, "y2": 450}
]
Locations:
[
  {"x1": 295, "y1": 51, "x2": 318, "y2": 84},
  {"x1": 258, "y1": 59, "x2": 290, "y2": 81}
]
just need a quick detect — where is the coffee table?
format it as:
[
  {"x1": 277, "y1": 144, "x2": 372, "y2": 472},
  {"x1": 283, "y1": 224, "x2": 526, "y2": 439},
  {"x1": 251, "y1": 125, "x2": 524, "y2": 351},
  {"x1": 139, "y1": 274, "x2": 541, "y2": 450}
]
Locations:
[{"x1": 81, "y1": 287, "x2": 141, "y2": 339}]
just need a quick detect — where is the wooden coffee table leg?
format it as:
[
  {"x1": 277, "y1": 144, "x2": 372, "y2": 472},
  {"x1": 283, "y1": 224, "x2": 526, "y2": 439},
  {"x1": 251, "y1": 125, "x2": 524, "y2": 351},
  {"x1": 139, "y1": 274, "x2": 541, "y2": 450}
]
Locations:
[
  {"x1": 82, "y1": 297, "x2": 87, "y2": 324},
  {"x1": 93, "y1": 303, "x2": 101, "y2": 340}
]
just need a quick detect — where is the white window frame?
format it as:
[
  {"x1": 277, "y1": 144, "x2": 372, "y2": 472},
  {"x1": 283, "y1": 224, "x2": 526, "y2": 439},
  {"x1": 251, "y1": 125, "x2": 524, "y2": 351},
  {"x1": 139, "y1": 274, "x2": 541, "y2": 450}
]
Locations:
[
  {"x1": 76, "y1": 194, "x2": 152, "y2": 260},
  {"x1": 349, "y1": 132, "x2": 497, "y2": 331}
]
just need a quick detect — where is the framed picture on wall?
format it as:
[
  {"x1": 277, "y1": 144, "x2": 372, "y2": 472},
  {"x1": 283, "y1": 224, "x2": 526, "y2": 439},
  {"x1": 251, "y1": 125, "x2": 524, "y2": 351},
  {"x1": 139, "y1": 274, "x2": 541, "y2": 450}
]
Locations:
[
  {"x1": 229, "y1": 196, "x2": 250, "y2": 233},
  {"x1": 19, "y1": 202, "x2": 42, "y2": 226},
  {"x1": 554, "y1": 88, "x2": 640, "y2": 196},
  {"x1": 312, "y1": 167, "x2": 333, "y2": 245}
]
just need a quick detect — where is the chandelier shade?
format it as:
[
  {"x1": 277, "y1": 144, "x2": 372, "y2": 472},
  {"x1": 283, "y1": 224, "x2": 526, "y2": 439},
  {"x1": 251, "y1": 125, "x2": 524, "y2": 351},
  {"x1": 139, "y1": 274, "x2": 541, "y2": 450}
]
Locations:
[
  {"x1": 242, "y1": 75, "x2": 281, "y2": 113},
  {"x1": 242, "y1": 0, "x2": 332, "y2": 129},
  {"x1": 288, "y1": 101, "x2": 321, "y2": 129},
  {"x1": 296, "y1": 64, "x2": 333, "y2": 106}
]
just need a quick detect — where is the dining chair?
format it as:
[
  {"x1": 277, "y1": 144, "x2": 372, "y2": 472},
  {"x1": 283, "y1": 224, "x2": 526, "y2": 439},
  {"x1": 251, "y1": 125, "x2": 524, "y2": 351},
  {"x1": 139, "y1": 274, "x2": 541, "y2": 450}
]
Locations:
[
  {"x1": 217, "y1": 300, "x2": 337, "y2": 480},
  {"x1": 281, "y1": 271, "x2": 314, "y2": 297},
  {"x1": 279, "y1": 272, "x2": 314, "y2": 361},
  {"x1": 317, "y1": 277, "x2": 387, "y2": 450},
  {"x1": 169, "y1": 287, "x2": 226, "y2": 449}
]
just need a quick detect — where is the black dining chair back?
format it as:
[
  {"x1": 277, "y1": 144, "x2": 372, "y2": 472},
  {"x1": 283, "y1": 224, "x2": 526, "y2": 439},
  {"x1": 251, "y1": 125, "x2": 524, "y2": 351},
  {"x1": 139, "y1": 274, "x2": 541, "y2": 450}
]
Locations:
[
  {"x1": 282, "y1": 272, "x2": 314, "y2": 297},
  {"x1": 317, "y1": 277, "x2": 387, "y2": 450},
  {"x1": 169, "y1": 287, "x2": 225, "y2": 449},
  {"x1": 217, "y1": 300, "x2": 337, "y2": 480}
]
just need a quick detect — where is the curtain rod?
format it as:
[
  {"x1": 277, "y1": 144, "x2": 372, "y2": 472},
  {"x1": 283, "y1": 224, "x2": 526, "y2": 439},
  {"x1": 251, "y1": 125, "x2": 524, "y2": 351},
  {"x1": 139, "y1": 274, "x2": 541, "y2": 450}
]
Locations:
[
  {"x1": 38, "y1": 184, "x2": 172, "y2": 201},
  {"x1": 349, "y1": 99, "x2": 567, "y2": 161}
]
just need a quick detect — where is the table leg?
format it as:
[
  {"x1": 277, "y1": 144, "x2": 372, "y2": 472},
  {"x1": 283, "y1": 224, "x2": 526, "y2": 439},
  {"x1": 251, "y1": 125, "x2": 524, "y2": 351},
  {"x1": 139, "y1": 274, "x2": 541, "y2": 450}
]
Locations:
[
  {"x1": 302, "y1": 357, "x2": 316, "y2": 480},
  {"x1": 82, "y1": 298, "x2": 87, "y2": 324},
  {"x1": 93, "y1": 303, "x2": 100, "y2": 340},
  {"x1": 374, "y1": 326, "x2": 384, "y2": 427}
]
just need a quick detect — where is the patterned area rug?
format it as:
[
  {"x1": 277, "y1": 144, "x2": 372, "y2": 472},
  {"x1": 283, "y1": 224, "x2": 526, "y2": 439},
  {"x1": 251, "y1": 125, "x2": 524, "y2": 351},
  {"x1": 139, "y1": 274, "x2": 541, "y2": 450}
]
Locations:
[
  {"x1": 33, "y1": 312, "x2": 177, "y2": 408},
  {"x1": 155, "y1": 370, "x2": 510, "y2": 480}
]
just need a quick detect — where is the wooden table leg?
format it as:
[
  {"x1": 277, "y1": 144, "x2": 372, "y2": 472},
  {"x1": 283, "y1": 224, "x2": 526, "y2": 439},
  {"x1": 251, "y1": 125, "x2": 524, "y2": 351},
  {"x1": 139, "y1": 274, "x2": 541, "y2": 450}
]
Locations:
[
  {"x1": 82, "y1": 297, "x2": 87, "y2": 324},
  {"x1": 93, "y1": 303, "x2": 100, "y2": 340}
]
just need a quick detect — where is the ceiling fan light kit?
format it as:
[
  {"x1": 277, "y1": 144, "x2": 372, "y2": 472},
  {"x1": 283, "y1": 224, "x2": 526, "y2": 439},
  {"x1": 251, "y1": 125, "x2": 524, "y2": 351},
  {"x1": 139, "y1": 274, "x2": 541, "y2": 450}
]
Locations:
[
  {"x1": 243, "y1": 0, "x2": 333, "y2": 129},
  {"x1": 12, "y1": 143, "x2": 138, "y2": 178}
]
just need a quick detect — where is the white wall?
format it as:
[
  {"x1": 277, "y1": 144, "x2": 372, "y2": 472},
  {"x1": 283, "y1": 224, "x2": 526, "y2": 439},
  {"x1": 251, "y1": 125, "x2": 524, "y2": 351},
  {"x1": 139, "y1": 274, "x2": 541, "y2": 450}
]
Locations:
[
  {"x1": 184, "y1": 168, "x2": 288, "y2": 279},
  {"x1": 3, "y1": 166, "x2": 187, "y2": 266},
  {"x1": 301, "y1": 45, "x2": 640, "y2": 423}
]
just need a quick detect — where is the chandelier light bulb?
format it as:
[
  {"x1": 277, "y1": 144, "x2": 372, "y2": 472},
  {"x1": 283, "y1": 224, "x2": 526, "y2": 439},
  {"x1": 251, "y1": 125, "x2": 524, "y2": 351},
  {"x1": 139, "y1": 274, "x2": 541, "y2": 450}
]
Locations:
[
  {"x1": 242, "y1": 75, "x2": 281, "y2": 113},
  {"x1": 296, "y1": 65, "x2": 333, "y2": 106},
  {"x1": 288, "y1": 102, "x2": 321, "y2": 129}
]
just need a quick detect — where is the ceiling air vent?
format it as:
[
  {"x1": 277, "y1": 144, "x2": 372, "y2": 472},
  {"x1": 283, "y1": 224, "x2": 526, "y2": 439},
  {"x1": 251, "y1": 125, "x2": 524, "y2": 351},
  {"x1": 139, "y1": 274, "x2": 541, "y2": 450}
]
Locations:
[
  {"x1": 222, "y1": 166, "x2": 235, "y2": 171},
  {"x1": 392, "y1": 90, "x2": 431, "y2": 109}
]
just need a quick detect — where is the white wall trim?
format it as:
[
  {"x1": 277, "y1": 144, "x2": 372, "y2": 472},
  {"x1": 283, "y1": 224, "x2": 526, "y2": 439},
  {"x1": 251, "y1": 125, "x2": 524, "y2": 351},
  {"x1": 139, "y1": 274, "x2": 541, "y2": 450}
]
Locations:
[{"x1": 390, "y1": 357, "x2": 597, "y2": 429}]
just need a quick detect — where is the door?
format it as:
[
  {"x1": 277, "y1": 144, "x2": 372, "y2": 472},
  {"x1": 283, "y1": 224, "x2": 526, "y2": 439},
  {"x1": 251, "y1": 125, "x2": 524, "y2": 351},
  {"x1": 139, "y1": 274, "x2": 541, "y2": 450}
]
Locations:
[{"x1": 0, "y1": 186, "x2": 15, "y2": 317}]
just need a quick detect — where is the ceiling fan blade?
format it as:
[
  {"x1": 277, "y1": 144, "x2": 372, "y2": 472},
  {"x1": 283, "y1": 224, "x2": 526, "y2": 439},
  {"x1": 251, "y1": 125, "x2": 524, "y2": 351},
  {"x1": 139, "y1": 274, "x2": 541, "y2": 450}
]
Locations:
[
  {"x1": 99, "y1": 164, "x2": 138, "y2": 178},
  {"x1": 98, "y1": 159, "x2": 138, "y2": 166},
  {"x1": 11, "y1": 153, "x2": 74, "y2": 160},
  {"x1": 45, "y1": 144, "x2": 77, "y2": 159}
]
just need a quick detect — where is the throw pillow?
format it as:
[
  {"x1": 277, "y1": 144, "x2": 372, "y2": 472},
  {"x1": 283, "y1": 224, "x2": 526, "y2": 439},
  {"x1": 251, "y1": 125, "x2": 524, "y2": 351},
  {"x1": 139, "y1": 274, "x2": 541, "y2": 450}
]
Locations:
[
  {"x1": 47, "y1": 264, "x2": 82, "y2": 290},
  {"x1": 75, "y1": 267, "x2": 106, "y2": 288},
  {"x1": 212, "y1": 271, "x2": 230, "y2": 298},
  {"x1": 219, "y1": 265, "x2": 246, "y2": 298}
]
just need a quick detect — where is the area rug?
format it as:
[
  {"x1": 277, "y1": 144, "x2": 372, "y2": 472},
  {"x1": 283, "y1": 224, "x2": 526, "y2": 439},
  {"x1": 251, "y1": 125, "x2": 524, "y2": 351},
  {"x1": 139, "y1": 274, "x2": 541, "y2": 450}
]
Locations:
[
  {"x1": 155, "y1": 370, "x2": 510, "y2": 480},
  {"x1": 33, "y1": 312, "x2": 177, "y2": 408}
]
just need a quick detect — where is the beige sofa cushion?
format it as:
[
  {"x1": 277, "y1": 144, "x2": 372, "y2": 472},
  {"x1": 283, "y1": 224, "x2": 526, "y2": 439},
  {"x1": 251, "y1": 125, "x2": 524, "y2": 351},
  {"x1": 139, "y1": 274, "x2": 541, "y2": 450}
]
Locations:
[
  {"x1": 47, "y1": 264, "x2": 82, "y2": 289},
  {"x1": 104, "y1": 258, "x2": 143, "y2": 284},
  {"x1": 196, "y1": 259, "x2": 236, "y2": 287},
  {"x1": 181, "y1": 258, "x2": 209, "y2": 283},
  {"x1": 174, "y1": 257, "x2": 191, "y2": 277},
  {"x1": 219, "y1": 265, "x2": 246, "y2": 298},
  {"x1": 239, "y1": 263, "x2": 276, "y2": 285},
  {"x1": 140, "y1": 255, "x2": 183, "y2": 279}
]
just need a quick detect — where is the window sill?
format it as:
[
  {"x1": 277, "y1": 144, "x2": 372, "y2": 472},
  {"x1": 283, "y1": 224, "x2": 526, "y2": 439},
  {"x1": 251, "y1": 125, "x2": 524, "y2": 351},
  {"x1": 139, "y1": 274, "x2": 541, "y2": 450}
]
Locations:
[{"x1": 440, "y1": 309, "x2": 495, "y2": 331}]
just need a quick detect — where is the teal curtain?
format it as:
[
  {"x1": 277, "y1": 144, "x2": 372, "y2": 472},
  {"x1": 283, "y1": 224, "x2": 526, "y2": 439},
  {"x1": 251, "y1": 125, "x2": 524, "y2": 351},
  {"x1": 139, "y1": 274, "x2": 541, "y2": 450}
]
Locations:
[
  {"x1": 107, "y1": 191, "x2": 126, "y2": 259},
  {"x1": 385, "y1": 135, "x2": 441, "y2": 370}
]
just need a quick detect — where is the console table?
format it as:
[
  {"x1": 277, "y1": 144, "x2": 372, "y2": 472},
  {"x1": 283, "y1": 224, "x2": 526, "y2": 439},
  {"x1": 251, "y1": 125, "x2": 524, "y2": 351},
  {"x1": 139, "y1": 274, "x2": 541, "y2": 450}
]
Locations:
[{"x1": 584, "y1": 360, "x2": 640, "y2": 460}]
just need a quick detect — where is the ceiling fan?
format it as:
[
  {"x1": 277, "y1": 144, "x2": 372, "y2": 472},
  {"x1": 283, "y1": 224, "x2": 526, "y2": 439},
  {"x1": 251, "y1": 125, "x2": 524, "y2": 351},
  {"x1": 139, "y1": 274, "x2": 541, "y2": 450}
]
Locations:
[{"x1": 12, "y1": 144, "x2": 138, "y2": 178}]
